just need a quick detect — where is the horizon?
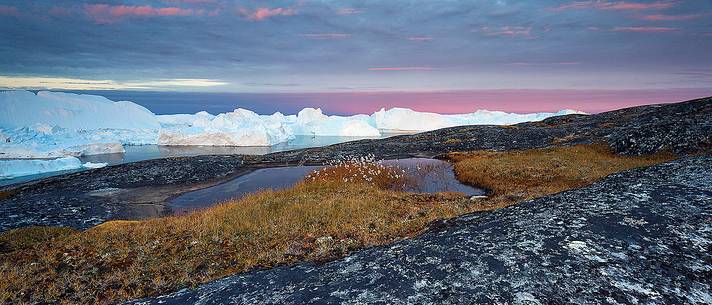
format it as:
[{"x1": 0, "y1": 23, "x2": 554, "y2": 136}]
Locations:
[
  {"x1": 7, "y1": 88, "x2": 710, "y2": 115},
  {"x1": 1, "y1": 0, "x2": 712, "y2": 114}
]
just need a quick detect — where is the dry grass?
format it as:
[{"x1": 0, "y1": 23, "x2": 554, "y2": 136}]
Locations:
[
  {"x1": 0, "y1": 190, "x2": 16, "y2": 201},
  {"x1": 443, "y1": 138, "x2": 463, "y2": 144},
  {"x1": 1, "y1": 168, "x2": 469, "y2": 304},
  {"x1": 0, "y1": 226, "x2": 77, "y2": 254},
  {"x1": 0, "y1": 144, "x2": 674, "y2": 304},
  {"x1": 448, "y1": 143, "x2": 674, "y2": 209}
]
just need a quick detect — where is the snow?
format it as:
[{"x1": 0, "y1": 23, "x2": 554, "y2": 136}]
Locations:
[
  {"x1": 0, "y1": 90, "x2": 586, "y2": 179},
  {"x1": 0, "y1": 157, "x2": 82, "y2": 179}
]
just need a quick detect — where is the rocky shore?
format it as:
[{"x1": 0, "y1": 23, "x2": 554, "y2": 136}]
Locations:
[
  {"x1": 1, "y1": 96, "x2": 710, "y2": 231},
  {"x1": 128, "y1": 156, "x2": 712, "y2": 304}
]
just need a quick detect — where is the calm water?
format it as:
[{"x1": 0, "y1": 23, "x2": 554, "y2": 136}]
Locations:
[
  {"x1": 169, "y1": 158, "x2": 485, "y2": 215},
  {"x1": 0, "y1": 135, "x2": 386, "y2": 187}
]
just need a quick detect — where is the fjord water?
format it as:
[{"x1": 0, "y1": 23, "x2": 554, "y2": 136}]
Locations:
[
  {"x1": 0, "y1": 135, "x2": 384, "y2": 187},
  {"x1": 169, "y1": 158, "x2": 485, "y2": 215}
]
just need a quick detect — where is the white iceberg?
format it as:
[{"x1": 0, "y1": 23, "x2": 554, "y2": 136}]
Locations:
[
  {"x1": 0, "y1": 156, "x2": 83, "y2": 179},
  {"x1": 371, "y1": 108, "x2": 584, "y2": 132},
  {"x1": 288, "y1": 108, "x2": 380, "y2": 137},
  {"x1": 158, "y1": 109, "x2": 293, "y2": 146},
  {"x1": 0, "y1": 90, "x2": 586, "y2": 179},
  {"x1": 0, "y1": 90, "x2": 159, "y2": 130},
  {"x1": 0, "y1": 91, "x2": 159, "y2": 159},
  {"x1": 82, "y1": 162, "x2": 108, "y2": 169}
]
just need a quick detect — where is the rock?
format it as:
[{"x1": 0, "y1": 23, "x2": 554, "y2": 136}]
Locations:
[{"x1": 127, "y1": 157, "x2": 712, "y2": 304}]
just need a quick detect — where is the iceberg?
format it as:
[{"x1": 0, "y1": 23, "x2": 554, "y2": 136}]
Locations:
[
  {"x1": 0, "y1": 90, "x2": 159, "y2": 130},
  {"x1": 371, "y1": 108, "x2": 585, "y2": 132},
  {"x1": 288, "y1": 108, "x2": 380, "y2": 137},
  {"x1": 158, "y1": 109, "x2": 293, "y2": 146},
  {"x1": 0, "y1": 156, "x2": 83, "y2": 179},
  {"x1": 0, "y1": 90, "x2": 586, "y2": 179}
]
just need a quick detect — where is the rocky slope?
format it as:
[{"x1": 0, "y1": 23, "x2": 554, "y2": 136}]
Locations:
[
  {"x1": 0, "y1": 97, "x2": 710, "y2": 231},
  {"x1": 129, "y1": 156, "x2": 712, "y2": 305}
]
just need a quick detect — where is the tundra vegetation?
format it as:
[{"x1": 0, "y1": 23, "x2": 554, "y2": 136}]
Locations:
[{"x1": 0, "y1": 144, "x2": 673, "y2": 304}]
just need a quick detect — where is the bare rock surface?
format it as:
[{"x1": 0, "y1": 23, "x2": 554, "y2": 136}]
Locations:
[
  {"x1": 0, "y1": 97, "x2": 710, "y2": 231},
  {"x1": 129, "y1": 156, "x2": 712, "y2": 305}
]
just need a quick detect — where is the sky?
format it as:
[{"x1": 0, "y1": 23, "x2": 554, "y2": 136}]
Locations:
[{"x1": 1, "y1": 0, "x2": 712, "y2": 113}]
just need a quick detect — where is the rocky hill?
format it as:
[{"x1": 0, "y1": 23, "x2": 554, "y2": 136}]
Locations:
[{"x1": 129, "y1": 156, "x2": 712, "y2": 305}]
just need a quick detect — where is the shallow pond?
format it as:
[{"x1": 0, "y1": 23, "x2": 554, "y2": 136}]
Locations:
[{"x1": 169, "y1": 158, "x2": 485, "y2": 215}]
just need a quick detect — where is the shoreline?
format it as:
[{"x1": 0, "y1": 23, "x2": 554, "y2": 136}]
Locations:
[{"x1": 1, "y1": 96, "x2": 710, "y2": 232}]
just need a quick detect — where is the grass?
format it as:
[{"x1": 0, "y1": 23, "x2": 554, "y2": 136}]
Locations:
[
  {"x1": 0, "y1": 226, "x2": 77, "y2": 254},
  {"x1": 0, "y1": 190, "x2": 16, "y2": 201},
  {"x1": 0, "y1": 144, "x2": 674, "y2": 304},
  {"x1": 447, "y1": 143, "x2": 674, "y2": 209}
]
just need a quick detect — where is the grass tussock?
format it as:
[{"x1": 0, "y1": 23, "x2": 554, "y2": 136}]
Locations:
[
  {"x1": 448, "y1": 143, "x2": 674, "y2": 209},
  {"x1": 0, "y1": 144, "x2": 674, "y2": 304}
]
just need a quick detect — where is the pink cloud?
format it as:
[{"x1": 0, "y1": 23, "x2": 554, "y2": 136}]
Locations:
[
  {"x1": 368, "y1": 67, "x2": 434, "y2": 71},
  {"x1": 337, "y1": 8, "x2": 365, "y2": 15},
  {"x1": 612, "y1": 26, "x2": 679, "y2": 32},
  {"x1": 85, "y1": 4, "x2": 195, "y2": 23},
  {"x1": 301, "y1": 33, "x2": 351, "y2": 40},
  {"x1": 550, "y1": 1, "x2": 677, "y2": 12},
  {"x1": 406, "y1": 36, "x2": 433, "y2": 41},
  {"x1": 476, "y1": 26, "x2": 533, "y2": 38},
  {"x1": 239, "y1": 7, "x2": 295, "y2": 21},
  {"x1": 638, "y1": 13, "x2": 703, "y2": 21},
  {"x1": 0, "y1": 5, "x2": 19, "y2": 16}
]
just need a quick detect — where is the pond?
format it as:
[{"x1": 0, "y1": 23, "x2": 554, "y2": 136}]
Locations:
[{"x1": 169, "y1": 158, "x2": 485, "y2": 215}]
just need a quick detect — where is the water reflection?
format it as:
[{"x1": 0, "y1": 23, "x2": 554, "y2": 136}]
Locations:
[
  {"x1": 0, "y1": 135, "x2": 387, "y2": 186},
  {"x1": 169, "y1": 158, "x2": 484, "y2": 215}
]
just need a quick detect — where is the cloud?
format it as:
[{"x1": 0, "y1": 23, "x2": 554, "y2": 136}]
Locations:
[
  {"x1": 239, "y1": 7, "x2": 295, "y2": 21},
  {"x1": 612, "y1": 26, "x2": 678, "y2": 32},
  {"x1": 85, "y1": 4, "x2": 196, "y2": 24},
  {"x1": 637, "y1": 13, "x2": 703, "y2": 21},
  {"x1": 49, "y1": 7, "x2": 72, "y2": 17},
  {"x1": 406, "y1": 36, "x2": 433, "y2": 41},
  {"x1": 0, "y1": 76, "x2": 227, "y2": 90},
  {"x1": 368, "y1": 67, "x2": 434, "y2": 71},
  {"x1": 550, "y1": 1, "x2": 677, "y2": 12},
  {"x1": 162, "y1": 0, "x2": 217, "y2": 3},
  {"x1": 301, "y1": 33, "x2": 351, "y2": 40},
  {"x1": 475, "y1": 26, "x2": 533, "y2": 38},
  {"x1": 0, "y1": 5, "x2": 19, "y2": 16},
  {"x1": 337, "y1": 8, "x2": 365, "y2": 15},
  {"x1": 509, "y1": 62, "x2": 580, "y2": 66}
]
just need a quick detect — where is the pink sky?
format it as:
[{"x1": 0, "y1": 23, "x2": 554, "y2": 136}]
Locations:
[{"x1": 278, "y1": 88, "x2": 712, "y2": 114}]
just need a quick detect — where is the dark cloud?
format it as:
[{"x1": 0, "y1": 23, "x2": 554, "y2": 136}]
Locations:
[{"x1": 0, "y1": 0, "x2": 711, "y2": 91}]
